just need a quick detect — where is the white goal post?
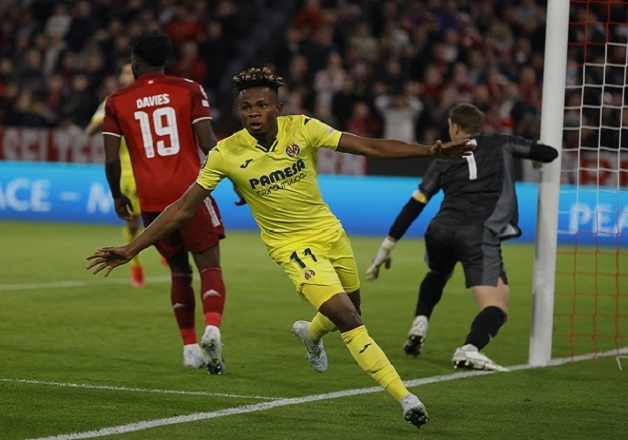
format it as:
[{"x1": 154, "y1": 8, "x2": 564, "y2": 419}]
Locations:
[{"x1": 529, "y1": 0, "x2": 570, "y2": 366}]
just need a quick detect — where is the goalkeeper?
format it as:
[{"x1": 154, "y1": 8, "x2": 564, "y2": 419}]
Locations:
[{"x1": 366, "y1": 103, "x2": 558, "y2": 372}]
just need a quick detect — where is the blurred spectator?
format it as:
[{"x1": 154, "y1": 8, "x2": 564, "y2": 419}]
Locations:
[
  {"x1": 65, "y1": 1, "x2": 97, "y2": 52},
  {"x1": 374, "y1": 83, "x2": 423, "y2": 143},
  {"x1": 331, "y1": 76, "x2": 360, "y2": 130},
  {"x1": 62, "y1": 73, "x2": 98, "y2": 128},
  {"x1": 313, "y1": 51, "x2": 345, "y2": 107},
  {"x1": 5, "y1": 88, "x2": 46, "y2": 127},
  {"x1": 163, "y1": 5, "x2": 203, "y2": 45},
  {"x1": 345, "y1": 101, "x2": 381, "y2": 138},
  {"x1": 170, "y1": 40, "x2": 207, "y2": 84},
  {"x1": 44, "y1": 3, "x2": 71, "y2": 38}
]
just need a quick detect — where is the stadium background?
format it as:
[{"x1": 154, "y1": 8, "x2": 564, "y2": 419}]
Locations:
[
  {"x1": 1, "y1": 0, "x2": 625, "y2": 243},
  {"x1": 0, "y1": 0, "x2": 552, "y2": 178}
]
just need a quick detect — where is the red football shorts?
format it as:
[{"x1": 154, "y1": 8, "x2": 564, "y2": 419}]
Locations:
[{"x1": 141, "y1": 196, "x2": 225, "y2": 257}]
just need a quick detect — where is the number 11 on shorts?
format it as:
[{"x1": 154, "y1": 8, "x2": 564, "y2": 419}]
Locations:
[{"x1": 290, "y1": 248, "x2": 318, "y2": 269}]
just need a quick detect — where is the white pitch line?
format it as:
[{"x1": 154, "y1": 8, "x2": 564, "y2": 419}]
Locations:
[
  {"x1": 0, "y1": 378, "x2": 281, "y2": 401},
  {"x1": 0, "y1": 276, "x2": 171, "y2": 291},
  {"x1": 26, "y1": 347, "x2": 628, "y2": 440}
]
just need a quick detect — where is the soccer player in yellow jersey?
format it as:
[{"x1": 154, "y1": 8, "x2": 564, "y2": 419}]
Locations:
[
  {"x1": 87, "y1": 67, "x2": 473, "y2": 428},
  {"x1": 85, "y1": 59, "x2": 146, "y2": 288}
]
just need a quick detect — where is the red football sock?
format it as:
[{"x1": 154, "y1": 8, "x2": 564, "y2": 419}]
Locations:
[
  {"x1": 199, "y1": 266, "x2": 226, "y2": 328},
  {"x1": 171, "y1": 271, "x2": 196, "y2": 345}
]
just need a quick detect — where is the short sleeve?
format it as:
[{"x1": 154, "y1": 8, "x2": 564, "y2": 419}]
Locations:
[
  {"x1": 302, "y1": 116, "x2": 342, "y2": 151},
  {"x1": 196, "y1": 146, "x2": 227, "y2": 191},
  {"x1": 190, "y1": 82, "x2": 212, "y2": 124}
]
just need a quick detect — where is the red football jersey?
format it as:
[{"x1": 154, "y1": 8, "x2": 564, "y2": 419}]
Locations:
[{"x1": 103, "y1": 72, "x2": 212, "y2": 211}]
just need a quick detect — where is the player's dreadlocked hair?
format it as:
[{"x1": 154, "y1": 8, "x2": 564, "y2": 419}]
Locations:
[
  {"x1": 131, "y1": 30, "x2": 172, "y2": 68},
  {"x1": 232, "y1": 67, "x2": 284, "y2": 95}
]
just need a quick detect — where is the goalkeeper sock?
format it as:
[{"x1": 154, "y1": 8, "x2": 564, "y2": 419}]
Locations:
[
  {"x1": 199, "y1": 266, "x2": 226, "y2": 328},
  {"x1": 464, "y1": 306, "x2": 506, "y2": 350},
  {"x1": 342, "y1": 325, "x2": 409, "y2": 402},
  {"x1": 122, "y1": 224, "x2": 143, "y2": 269},
  {"x1": 415, "y1": 272, "x2": 447, "y2": 318},
  {"x1": 309, "y1": 312, "x2": 337, "y2": 340},
  {"x1": 171, "y1": 271, "x2": 196, "y2": 345}
]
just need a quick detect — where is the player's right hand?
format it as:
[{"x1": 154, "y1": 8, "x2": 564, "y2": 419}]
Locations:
[{"x1": 86, "y1": 246, "x2": 133, "y2": 277}]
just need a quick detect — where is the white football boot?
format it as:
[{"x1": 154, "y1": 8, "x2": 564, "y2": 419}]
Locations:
[
  {"x1": 452, "y1": 344, "x2": 508, "y2": 372},
  {"x1": 291, "y1": 320, "x2": 328, "y2": 373},
  {"x1": 183, "y1": 343, "x2": 209, "y2": 369},
  {"x1": 403, "y1": 315, "x2": 429, "y2": 356},
  {"x1": 400, "y1": 393, "x2": 429, "y2": 428},
  {"x1": 200, "y1": 325, "x2": 225, "y2": 375}
]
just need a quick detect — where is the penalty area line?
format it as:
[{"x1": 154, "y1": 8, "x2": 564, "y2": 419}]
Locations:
[
  {"x1": 0, "y1": 378, "x2": 280, "y2": 401},
  {"x1": 27, "y1": 347, "x2": 627, "y2": 440}
]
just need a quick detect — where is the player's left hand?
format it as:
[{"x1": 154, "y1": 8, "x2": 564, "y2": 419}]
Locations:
[
  {"x1": 86, "y1": 246, "x2": 133, "y2": 277},
  {"x1": 431, "y1": 139, "x2": 475, "y2": 159},
  {"x1": 366, "y1": 254, "x2": 391, "y2": 281}
]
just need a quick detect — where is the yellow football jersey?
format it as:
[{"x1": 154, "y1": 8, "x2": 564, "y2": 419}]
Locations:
[
  {"x1": 196, "y1": 115, "x2": 343, "y2": 249},
  {"x1": 91, "y1": 99, "x2": 134, "y2": 178}
]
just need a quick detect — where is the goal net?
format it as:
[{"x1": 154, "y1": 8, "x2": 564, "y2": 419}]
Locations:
[{"x1": 552, "y1": 0, "x2": 628, "y2": 362}]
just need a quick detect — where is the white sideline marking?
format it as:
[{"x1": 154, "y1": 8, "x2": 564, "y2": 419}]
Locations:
[
  {"x1": 0, "y1": 378, "x2": 280, "y2": 401},
  {"x1": 0, "y1": 276, "x2": 171, "y2": 292},
  {"x1": 27, "y1": 347, "x2": 628, "y2": 440}
]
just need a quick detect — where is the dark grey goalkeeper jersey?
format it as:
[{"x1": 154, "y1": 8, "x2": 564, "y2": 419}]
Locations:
[{"x1": 419, "y1": 133, "x2": 537, "y2": 239}]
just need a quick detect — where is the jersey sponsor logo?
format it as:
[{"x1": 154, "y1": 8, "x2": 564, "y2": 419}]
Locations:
[
  {"x1": 249, "y1": 159, "x2": 306, "y2": 190},
  {"x1": 304, "y1": 269, "x2": 316, "y2": 280},
  {"x1": 136, "y1": 93, "x2": 170, "y2": 109},
  {"x1": 240, "y1": 159, "x2": 254, "y2": 168},
  {"x1": 285, "y1": 143, "x2": 301, "y2": 158}
]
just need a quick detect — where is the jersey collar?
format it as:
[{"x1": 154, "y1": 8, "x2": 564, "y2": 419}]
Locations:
[{"x1": 137, "y1": 72, "x2": 166, "y2": 83}]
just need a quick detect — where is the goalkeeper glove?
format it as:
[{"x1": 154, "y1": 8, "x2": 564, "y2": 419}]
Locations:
[{"x1": 365, "y1": 237, "x2": 397, "y2": 281}]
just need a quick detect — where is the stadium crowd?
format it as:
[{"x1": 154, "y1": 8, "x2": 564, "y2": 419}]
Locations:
[{"x1": 1, "y1": 0, "x2": 621, "y2": 148}]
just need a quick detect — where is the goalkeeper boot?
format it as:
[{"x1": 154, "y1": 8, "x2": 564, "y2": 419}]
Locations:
[
  {"x1": 291, "y1": 320, "x2": 328, "y2": 372},
  {"x1": 403, "y1": 315, "x2": 428, "y2": 356},
  {"x1": 183, "y1": 343, "x2": 209, "y2": 369},
  {"x1": 400, "y1": 393, "x2": 429, "y2": 428},
  {"x1": 452, "y1": 344, "x2": 508, "y2": 372},
  {"x1": 200, "y1": 325, "x2": 225, "y2": 375}
]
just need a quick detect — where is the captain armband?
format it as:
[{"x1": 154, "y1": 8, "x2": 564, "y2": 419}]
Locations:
[{"x1": 412, "y1": 190, "x2": 428, "y2": 204}]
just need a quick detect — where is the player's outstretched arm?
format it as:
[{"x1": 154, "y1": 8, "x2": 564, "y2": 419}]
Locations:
[
  {"x1": 86, "y1": 183, "x2": 211, "y2": 277},
  {"x1": 336, "y1": 133, "x2": 474, "y2": 159}
]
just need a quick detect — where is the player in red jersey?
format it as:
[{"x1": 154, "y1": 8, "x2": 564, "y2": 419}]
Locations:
[{"x1": 102, "y1": 30, "x2": 227, "y2": 374}]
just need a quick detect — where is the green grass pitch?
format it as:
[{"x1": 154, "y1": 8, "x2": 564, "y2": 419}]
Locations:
[{"x1": 0, "y1": 221, "x2": 626, "y2": 439}]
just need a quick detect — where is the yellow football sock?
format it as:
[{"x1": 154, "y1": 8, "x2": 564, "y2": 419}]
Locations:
[
  {"x1": 342, "y1": 325, "x2": 410, "y2": 402},
  {"x1": 122, "y1": 225, "x2": 143, "y2": 269},
  {"x1": 309, "y1": 312, "x2": 337, "y2": 340}
]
